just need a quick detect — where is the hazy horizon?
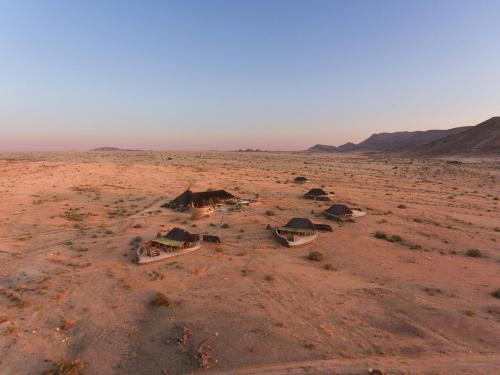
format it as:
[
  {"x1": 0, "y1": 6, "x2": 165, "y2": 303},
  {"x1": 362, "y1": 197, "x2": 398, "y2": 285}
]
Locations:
[{"x1": 2, "y1": 0, "x2": 500, "y2": 152}]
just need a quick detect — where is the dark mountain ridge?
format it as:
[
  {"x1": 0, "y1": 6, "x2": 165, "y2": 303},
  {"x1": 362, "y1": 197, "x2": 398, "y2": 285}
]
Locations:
[{"x1": 306, "y1": 117, "x2": 498, "y2": 155}]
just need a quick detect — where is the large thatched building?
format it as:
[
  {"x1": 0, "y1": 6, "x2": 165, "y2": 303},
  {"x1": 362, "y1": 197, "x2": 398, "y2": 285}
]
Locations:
[{"x1": 168, "y1": 189, "x2": 237, "y2": 210}]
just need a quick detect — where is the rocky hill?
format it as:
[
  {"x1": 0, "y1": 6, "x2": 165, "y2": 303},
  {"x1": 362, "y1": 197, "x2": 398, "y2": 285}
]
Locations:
[{"x1": 415, "y1": 117, "x2": 500, "y2": 156}]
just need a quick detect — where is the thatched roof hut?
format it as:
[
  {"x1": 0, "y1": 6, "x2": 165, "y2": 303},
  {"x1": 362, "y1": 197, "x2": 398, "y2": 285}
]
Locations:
[
  {"x1": 324, "y1": 204, "x2": 353, "y2": 216},
  {"x1": 304, "y1": 188, "x2": 327, "y2": 196},
  {"x1": 284, "y1": 217, "x2": 316, "y2": 230},
  {"x1": 294, "y1": 176, "x2": 308, "y2": 183},
  {"x1": 137, "y1": 227, "x2": 202, "y2": 264},
  {"x1": 169, "y1": 189, "x2": 236, "y2": 209},
  {"x1": 303, "y1": 188, "x2": 333, "y2": 200}
]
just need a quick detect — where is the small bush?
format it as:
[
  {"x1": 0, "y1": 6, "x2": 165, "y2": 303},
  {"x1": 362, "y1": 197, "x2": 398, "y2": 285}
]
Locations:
[
  {"x1": 490, "y1": 289, "x2": 500, "y2": 299},
  {"x1": 324, "y1": 262, "x2": 336, "y2": 271},
  {"x1": 264, "y1": 274, "x2": 275, "y2": 281},
  {"x1": 389, "y1": 235, "x2": 403, "y2": 243},
  {"x1": 42, "y1": 359, "x2": 84, "y2": 375},
  {"x1": 129, "y1": 236, "x2": 142, "y2": 247},
  {"x1": 151, "y1": 292, "x2": 170, "y2": 308},
  {"x1": 265, "y1": 210, "x2": 275, "y2": 216},
  {"x1": 221, "y1": 223, "x2": 229, "y2": 228},
  {"x1": 307, "y1": 251, "x2": 324, "y2": 261},
  {"x1": 466, "y1": 249, "x2": 481, "y2": 258},
  {"x1": 374, "y1": 231, "x2": 387, "y2": 239},
  {"x1": 397, "y1": 204, "x2": 407, "y2": 209},
  {"x1": 60, "y1": 318, "x2": 75, "y2": 331}
]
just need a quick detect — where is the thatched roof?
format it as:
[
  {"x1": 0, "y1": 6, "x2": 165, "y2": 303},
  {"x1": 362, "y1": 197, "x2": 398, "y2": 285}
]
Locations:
[
  {"x1": 164, "y1": 227, "x2": 200, "y2": 242},
  {"x1": 169, "y1": 189, "x2": 236, "y2": 208},
  {"x1": 284, "y1": 218, "x2": 315, "y2": 230},
  {"x1": 325, "y1": 204, "x2": 353, "y2": 216},
  {"x1": 304, "y1": 188, "x2": 327, "y2": 196}
]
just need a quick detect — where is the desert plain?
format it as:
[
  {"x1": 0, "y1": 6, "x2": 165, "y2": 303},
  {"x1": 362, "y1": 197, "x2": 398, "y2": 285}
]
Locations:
[{"x1": 0, "y1": 151, "x2": 499, "y2": 374}]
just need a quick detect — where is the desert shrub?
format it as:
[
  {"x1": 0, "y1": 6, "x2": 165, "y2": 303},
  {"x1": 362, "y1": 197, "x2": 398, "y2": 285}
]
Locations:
[
  {"x1": 388, "y1": 235, "x2": 403, "y2": 243},
  {"x1": 466, "y1": 249, "x2": 481, "y2": 258},
  {"x1": 307, "y1": 251, "x2": 324, "y2": 261},
  {"x1": 151, "y1": 292, "x2": 170, "y2": 308},
  {"x1": 133, "y1": 224, "x2": 142, "y2": 229},
  {"x1": 60, "y1": 318, "x2": 75, "y2": 331},
  {"x1": 397, "y1": 204, "x2": 407, "y2": 209},
  {"x1": 265, "y1": 210, "x2": 275, "y2": 216},
  {"x1": 221, "y1": 223, "x2": 229, "y2": 228},
  {"x1": 324, "y1": 262, "x2": 336, "y2": 271},
  {"x1": 374, "y1": 231, "x2": 387, "y2": 239},
  {"x1": 464, "y1": 310, "x2": 476, "y2": 317},
  {"x1": 491, "y1": 289, "x2": 500, "y2": 299},
  {"x1": 42, "y1": 359, "x2": 84, "y2": 375},
  {"x1": 129, "y1": 236, "x2": 142, "y2": 247},
  {"x1": 264, "y1": 274, "x2": 275, "y2": 281}
]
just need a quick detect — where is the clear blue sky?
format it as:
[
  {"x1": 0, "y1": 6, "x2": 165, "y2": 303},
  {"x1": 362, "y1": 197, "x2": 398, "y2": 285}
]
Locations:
[{"x1": 1, "y1": 0, "x2": 499, "y2": 151}]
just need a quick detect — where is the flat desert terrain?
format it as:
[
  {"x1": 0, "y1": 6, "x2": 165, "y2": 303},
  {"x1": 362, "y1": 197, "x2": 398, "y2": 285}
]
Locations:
[{"x1": 0, "y1": 151, "x2": 499, "y2": 375}]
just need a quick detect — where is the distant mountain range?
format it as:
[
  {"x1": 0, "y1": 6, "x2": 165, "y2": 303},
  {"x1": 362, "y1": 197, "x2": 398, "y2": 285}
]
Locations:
[
  {"x1": 91, "y1": 147, "x2": 142, "y2": 152},
  {"x1": 306, "y1": 117, "x2": 500, "y2": 156},
  {"x1": 415, "y1": 117, "x2": 500, "y2": 156}
]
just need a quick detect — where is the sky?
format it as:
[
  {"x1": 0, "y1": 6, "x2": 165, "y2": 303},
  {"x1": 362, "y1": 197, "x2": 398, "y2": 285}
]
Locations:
[{"x1": 1, "y1": 0, "x2": 500, "y2": 151}]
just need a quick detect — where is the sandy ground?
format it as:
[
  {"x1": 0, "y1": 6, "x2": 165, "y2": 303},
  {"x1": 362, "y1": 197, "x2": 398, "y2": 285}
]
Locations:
[{"x1": 0, "y1": 151, "x2": 499, "y2": 375}]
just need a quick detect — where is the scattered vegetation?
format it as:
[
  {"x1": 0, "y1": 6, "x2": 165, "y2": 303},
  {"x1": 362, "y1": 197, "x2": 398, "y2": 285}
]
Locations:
[
  {"x1": 148, "y1": 270, "x2": 165, "y2": 281},
  {"x1": 397, "y1": 204, "x2": 407, "y2": 209},
  {"x1": 466, "y1": 249, "x2": 482, "y2": 258},
  {"x1": 151, "y1": 292, "x2": 170, "y2": 308},
  {"x1": 491, "y1": 289, "x2": 500, "y2": 299},
  {"x1": 307, "y1": 251, "x2": 324, "y2": 261},
  {"x1": 129, "y1": 236, "x2": 142, "y2": 250},
  {"x1": 324, "y1": 262, "x2": 337, "y2": 271},
  {"x1": 265, "y1": 210, "x2": 275, "y2": 216},
  {"x1": 373, "y1": 231, "x2": 403, "y2": 243},
  {"x1": 60, "y1": 318, "x2": 75, "y2": 331},
  {"x1": 423, "y1": 287, "x2": 442, "y2": 296},
  {"x1": 42, "y1": 359, "x2": 84, "y2": 375}
]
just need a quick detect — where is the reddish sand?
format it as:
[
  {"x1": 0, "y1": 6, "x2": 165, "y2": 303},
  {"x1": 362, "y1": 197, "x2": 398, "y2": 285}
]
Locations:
[{"x1": 0, "y1": 151, "x2": 499, "y2": 374}]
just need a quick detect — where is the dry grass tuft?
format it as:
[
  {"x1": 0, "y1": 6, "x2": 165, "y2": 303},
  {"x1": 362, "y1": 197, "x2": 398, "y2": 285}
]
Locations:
[
  {"x1": 60, "y1": 318, "x2": 75, "y2": 331},
  {"x1": 307, "y1": 251, "x2": 324, "y2": 261},
  {"x1": 151, "y1": 292, "x2": 170, "y2": 308},
  {"x1": 42, "y1": 359, "x2": 84, "y2": 375}
]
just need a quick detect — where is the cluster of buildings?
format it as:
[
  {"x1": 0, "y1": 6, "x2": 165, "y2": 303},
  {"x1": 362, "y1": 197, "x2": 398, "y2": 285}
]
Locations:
[{"x1": 137, "y1": 185, "x2": 365, "y2": 264}]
